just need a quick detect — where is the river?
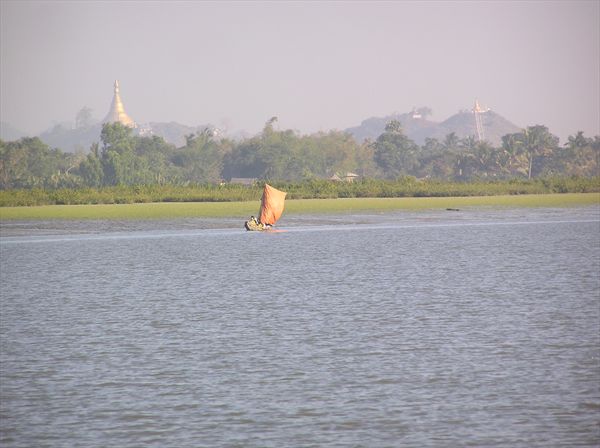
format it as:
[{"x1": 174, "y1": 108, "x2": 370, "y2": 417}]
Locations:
[{"x1": 1, "y1": 206, "x2": 599, "y2": 447}]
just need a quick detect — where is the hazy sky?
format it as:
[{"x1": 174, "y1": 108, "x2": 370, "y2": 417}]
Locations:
[{"x1": 1, "y1": 0, "x2": 598, "y2": 142}]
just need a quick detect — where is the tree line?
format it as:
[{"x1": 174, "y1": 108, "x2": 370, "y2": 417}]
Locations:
[{"x1": 0, "y1": 118, "x2": 598, "y2": 190}]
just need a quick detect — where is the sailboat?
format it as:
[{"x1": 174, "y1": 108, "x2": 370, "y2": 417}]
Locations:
[{"x1": 244, "y1": 184, "x2": 287, "y2": 231}]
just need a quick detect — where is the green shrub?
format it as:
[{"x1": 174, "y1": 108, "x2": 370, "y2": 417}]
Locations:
[{"x1": 1, "y1": 177, "x2": 599, "y2": 207}]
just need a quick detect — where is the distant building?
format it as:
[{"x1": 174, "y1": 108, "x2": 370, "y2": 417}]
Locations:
[
  {"x1": 410, "y1": 108, "x2": 422, "y2": 119},
  {"x1": 343, "y1": 172, "x2": 359, "y2": 182},
  {"x1": 103, "y1": 80, "x2": 137, "y2": 128},
  {"x1": 330, "y1": 172, "x2": 359, "y2": 182},
  {"x1": 230, "y1": 178, "x2": 257, "y2": 186},
  {"x1": 137, "y1": 123, "x2": 154, "y2": 137}
]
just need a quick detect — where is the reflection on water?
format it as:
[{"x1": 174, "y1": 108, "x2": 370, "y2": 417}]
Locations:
[{"x1": 1, "y1": 207, "x2": 599, "y2": 447}]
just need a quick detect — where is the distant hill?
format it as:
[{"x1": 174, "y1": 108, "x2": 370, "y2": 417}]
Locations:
[
  {"x1": 345, "y1": 109, "x2": 522, "y2": 146},
  {"x1": 0, "y1": 122, "x2": 28, "y2": 141},
  {"x1": 146, "y1": 122, "x2": 215, "y2": 147},
  {"x1": 345, "y1": 111, "x2": 438, "y2": 144},
  {"x1": 28, "y1": 121, "x2": 216, "y2": 152},
  {"x1": 6, "y1": 108, "x2": 523, "y2": 152},
  {"x1": 38, "y1": 123, "x2": 104, "y2": 153}
]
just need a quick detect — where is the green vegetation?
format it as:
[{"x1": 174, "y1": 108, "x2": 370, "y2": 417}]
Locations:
[
  {"x1": 1, "y1": 177, "x2": 598, "y2": 207},
  {"x1": 1, "y1": 120, "x2": 598, "y2": 191},
  {"x1": 0, "y1": 184, "x2": 260, "y2": 207},
  {"x1": 1, "y1": 118, "x2": 598, "y2": 220},
  {"x1": 1, "y1": 193, "x2": 597, "y2": 221}
]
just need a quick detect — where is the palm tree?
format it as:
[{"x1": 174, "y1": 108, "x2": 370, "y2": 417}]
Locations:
[
  {"x1": 460, "y1": 136, "x2": 478, "y2": 152},
  {"x1": 443, "y1": 132, "x2": 459, "y2": 151},
  {"x1": 474, "y1": 141, "x2": 498, "y2": 177},
  {"x1": 562, "y1": 132, "x2": 597, "y2": 176},
  {"x1": 565, "y1": 131, "x2": 590, "y2": 150},
  {"x1": 454, "y1": 152, "x2": 476, "y2": 179},
  {"x1": 501, "y1": 133, "x2": 525, "y2": 176},
  {"x1": 518, "y1": 125, "x2": 558, "y2": 179}
]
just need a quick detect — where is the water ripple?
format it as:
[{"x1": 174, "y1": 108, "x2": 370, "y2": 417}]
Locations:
[{"x1": 1, "y1": 207, "x2": 599, "y2": 447}]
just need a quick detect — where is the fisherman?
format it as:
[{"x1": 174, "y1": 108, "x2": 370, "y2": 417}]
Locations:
[{"x1": 246, "y1": 211, "x2": 276, "y2": 231}]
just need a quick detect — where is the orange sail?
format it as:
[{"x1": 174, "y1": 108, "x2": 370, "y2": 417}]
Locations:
[{"x1": 258, "y1": 184, "x2": 287, "y2": 226}]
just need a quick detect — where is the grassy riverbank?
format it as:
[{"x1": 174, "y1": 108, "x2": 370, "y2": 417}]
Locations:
[
  {"x1": 0, "y1": 193, "x2": 597, "y2": 221},
  {"x1": 1, "y1": 177, "x2": 598, "y2": 207}
]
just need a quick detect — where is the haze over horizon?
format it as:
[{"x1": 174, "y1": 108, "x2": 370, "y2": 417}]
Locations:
[{"x1": 1, "y1": 0, "x2": 598, "y2": 143}]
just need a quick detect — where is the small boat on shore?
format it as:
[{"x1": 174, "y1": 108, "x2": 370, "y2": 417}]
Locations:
[{"x1": 245, "y1": 184, "x2": 287, "y2": 231}]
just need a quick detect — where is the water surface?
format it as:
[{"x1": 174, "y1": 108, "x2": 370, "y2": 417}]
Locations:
[{"x1": 1, "y1": 207, "x2": 599, "y2": 447}]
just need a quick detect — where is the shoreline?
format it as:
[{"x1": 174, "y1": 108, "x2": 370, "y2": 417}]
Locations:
[{"x1": 0, "y1": 193, "x2": 598, "y2": 221}]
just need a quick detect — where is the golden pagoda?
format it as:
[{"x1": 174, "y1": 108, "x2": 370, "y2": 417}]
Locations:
[{"x1": 103, "y1": 80, "x2": 136, "y2": 128}]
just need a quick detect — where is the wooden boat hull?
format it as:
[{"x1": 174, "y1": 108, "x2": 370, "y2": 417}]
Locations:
[{"x1": 245, "y1": 219, "x2": 267, "y2": 231}]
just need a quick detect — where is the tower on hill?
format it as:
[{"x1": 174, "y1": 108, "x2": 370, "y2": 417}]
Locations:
[
  {"x1": 472, "y1": 99, "x2": 490, "y2": 142},
  {"x1": 103, "y1": 80, "x2": 136, "y2": 128}
]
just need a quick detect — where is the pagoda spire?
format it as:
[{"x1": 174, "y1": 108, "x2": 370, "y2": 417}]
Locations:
[{"x1": 103, "y1": 80, "x2": 136, "y2": 128}]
